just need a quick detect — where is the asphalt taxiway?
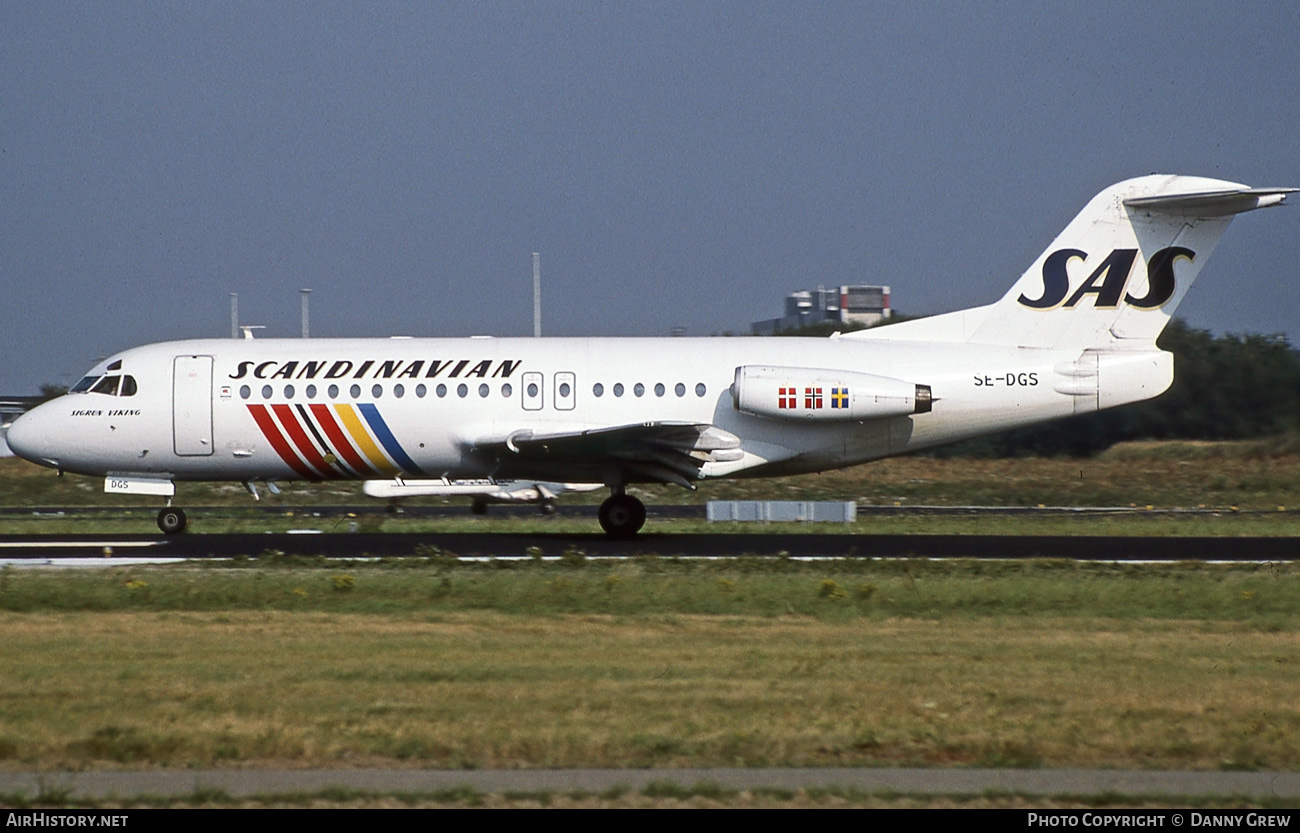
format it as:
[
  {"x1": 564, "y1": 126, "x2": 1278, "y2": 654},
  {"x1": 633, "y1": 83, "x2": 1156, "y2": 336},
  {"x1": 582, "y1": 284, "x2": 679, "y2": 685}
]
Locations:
[
  {"x1": 1, "y1": 766, "x2": 1297, "y2": 802},
  {"x1": 3, "y1": 502, "x2": 1295, "y2": 561},
  {"x1": 0, "y1": 531, "x2": 1296, "y2": 560}
]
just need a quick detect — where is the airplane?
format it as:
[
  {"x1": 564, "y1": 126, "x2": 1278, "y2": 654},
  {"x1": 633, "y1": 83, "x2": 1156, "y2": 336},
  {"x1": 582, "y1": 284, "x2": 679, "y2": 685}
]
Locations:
[
  {"x1": 361, "y1": 477, "x2": 602, "y2": 515},
  {"x1": 7, "y1": 175, "x2": 1294, "y2": 537}
]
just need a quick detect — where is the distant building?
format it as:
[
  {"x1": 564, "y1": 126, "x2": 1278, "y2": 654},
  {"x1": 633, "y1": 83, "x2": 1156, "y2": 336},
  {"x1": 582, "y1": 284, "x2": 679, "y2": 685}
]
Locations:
[
  {"x1": 0, "y1": 397, "x2": 40, "y2": 458},
  {"x1": 751, "y1": 285, "x2": 891, "y2": 335}
]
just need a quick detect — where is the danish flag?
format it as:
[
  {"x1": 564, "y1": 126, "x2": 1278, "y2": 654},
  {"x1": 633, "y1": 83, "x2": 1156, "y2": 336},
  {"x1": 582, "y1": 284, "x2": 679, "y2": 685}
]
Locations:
[{"x1": 778, "y1": 387, "x2": 797, "y2": 409}]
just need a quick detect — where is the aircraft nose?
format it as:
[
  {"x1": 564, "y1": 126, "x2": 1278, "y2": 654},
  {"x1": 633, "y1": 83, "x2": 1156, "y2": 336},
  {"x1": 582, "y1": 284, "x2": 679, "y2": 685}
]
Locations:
[{"x1": 5, "y1": 408, "x2": 55, "y2": 469}]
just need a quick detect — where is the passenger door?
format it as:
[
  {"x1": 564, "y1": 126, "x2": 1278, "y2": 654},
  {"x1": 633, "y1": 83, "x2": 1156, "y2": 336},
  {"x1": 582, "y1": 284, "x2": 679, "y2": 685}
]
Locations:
[
  {"x1": 521, "y1": 371, "x2": 544, "y2": 411},
  {"x1": 554, "y1": 372, "x2": 576, "y2": 411},
  {"x1": 173, "y1": 355, "x2": 214, "y2": 456}
]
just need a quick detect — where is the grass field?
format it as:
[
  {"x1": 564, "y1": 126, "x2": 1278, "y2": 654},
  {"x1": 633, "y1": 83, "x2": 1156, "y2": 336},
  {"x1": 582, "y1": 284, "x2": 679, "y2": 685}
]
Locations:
[
  {"x1": 1, "y1": 441, "x2": 1298, "y2": 807},
  {"x1": 2, "y1": 435, "x2": 1299, "y2": 536},
  {"x1": 1, "y1": 559, "x2": 1297, "y2": 775},
  {"x1": 3, "y1": 435, "x2": 1299, "y2": 511}
]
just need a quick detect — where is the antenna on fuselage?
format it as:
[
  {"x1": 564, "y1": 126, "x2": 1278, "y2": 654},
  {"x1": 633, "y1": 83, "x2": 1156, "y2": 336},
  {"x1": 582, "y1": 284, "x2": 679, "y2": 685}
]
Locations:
[{"x1": 240, "y1": 326, "x2": 265, "y2": 340}]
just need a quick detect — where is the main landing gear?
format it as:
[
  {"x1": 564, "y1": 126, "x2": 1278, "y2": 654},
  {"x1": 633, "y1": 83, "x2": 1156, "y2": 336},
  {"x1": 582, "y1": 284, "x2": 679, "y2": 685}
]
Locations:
[
  {"x1": 157, "y1": 506, "x2": 187, "y2": 535},
  {"x1": 598, "y1": 491, "x2": 646, "y2": 538}
]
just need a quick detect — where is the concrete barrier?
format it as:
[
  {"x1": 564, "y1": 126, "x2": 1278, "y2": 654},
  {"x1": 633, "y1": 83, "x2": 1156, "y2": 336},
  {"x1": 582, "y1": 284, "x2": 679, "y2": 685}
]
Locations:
[{"x1": 706, "y1": 500, "x2": 857, "y2": 523}]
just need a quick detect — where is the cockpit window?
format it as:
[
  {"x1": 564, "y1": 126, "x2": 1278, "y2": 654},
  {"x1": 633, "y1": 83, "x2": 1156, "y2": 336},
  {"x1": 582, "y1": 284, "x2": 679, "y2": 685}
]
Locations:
[
  {"x1": 90, "y1": 376, "x2": 120, "y2": 396},
  {"x1": 68, "y1": 369, "x2": 137, "y2": 397},
  {"x1": 71, "y1": 368, "x2": 137, "y2": 397}
]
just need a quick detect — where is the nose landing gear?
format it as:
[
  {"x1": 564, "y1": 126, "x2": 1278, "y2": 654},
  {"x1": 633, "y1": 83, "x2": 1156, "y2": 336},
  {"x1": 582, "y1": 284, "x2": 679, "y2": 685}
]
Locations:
[{"x1": 157, "y1": 506, "x2": 187, "y2": 535}]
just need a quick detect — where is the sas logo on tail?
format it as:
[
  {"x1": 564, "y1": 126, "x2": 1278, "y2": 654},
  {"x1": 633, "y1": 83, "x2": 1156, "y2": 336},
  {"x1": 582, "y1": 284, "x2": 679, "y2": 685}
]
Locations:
[{"x1": 1017, "y1": 247, "x2": 1194, "y2": 310}]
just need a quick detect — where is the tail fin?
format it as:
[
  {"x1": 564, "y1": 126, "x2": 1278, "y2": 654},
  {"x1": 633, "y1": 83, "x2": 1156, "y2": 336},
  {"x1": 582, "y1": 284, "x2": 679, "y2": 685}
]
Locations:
[{"x1": 849, "y1": 175, "x2": 1294, "y2": 349}]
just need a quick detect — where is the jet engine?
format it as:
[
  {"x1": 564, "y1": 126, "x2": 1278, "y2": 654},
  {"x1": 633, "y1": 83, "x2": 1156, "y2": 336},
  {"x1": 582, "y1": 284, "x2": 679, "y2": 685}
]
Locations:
[{"x1": 731, "y1": 365, "x2": 931, "y2": 421}]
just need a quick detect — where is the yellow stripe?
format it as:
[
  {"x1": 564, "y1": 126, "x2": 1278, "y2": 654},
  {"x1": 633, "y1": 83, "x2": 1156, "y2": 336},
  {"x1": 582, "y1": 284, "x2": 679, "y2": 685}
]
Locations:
[{"x1": 333, "y1": 404, "x2": 398, "y2": 475}]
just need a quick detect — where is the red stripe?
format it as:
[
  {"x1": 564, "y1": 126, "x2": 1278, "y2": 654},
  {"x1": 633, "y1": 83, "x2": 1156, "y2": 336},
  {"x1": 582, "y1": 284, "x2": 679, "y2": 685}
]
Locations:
[
  {"x1": 270, "y1": 404, "x2": 338, "y2": 479},
  {"x1": 246, "y1": 404, "x2": 320, "y2": 481},
  {"x1": 309, "y1": 404, "x2": 379, "y2": 477}
]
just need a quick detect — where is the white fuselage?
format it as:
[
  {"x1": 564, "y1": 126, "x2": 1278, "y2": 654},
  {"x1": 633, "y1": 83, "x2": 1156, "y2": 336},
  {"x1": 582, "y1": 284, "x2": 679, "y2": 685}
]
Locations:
[{"x1": 9, "y1": 334, "x2": 1159, "y2": 486}]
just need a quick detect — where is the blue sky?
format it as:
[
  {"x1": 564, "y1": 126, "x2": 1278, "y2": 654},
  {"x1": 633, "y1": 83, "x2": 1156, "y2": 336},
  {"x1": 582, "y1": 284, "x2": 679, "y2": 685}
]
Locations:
[{"x1": 3, "y1": 1, "x2": 1298, "y2": 393}]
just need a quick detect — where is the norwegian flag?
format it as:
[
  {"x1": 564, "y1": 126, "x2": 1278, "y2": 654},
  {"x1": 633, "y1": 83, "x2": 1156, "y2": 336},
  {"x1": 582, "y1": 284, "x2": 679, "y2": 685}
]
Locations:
[
  {"x1": 804, "y1": 386, "x2": 823, "y2": 409},
  {"x1": 778, "y1": 387, "x2": 797, "y2": 409}
]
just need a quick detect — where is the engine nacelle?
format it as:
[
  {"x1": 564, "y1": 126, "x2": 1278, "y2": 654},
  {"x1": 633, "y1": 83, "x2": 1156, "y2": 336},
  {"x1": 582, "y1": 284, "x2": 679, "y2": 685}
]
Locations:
[{"x1": 732, "y1": 365, "x2": 931, "y2": 421}]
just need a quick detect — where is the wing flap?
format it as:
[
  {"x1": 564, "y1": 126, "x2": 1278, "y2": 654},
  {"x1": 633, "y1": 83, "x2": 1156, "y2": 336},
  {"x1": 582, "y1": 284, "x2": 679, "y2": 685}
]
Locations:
[{"x1": 468, "y1": 422, "x2": 741, "y2": 486}]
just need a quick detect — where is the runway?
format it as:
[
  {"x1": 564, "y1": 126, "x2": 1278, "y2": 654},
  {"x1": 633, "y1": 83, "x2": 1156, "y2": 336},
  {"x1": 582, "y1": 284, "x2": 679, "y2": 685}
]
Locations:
[{"x1": 0, "y1": 530, "x2": 1296, "y2": 560}]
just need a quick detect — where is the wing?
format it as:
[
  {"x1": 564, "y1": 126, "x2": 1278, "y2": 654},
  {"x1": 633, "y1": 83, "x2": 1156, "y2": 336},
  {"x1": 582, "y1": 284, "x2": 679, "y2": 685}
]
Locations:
[{"x1": 468, "y1": 422, "x2": 743, "y2": 488}]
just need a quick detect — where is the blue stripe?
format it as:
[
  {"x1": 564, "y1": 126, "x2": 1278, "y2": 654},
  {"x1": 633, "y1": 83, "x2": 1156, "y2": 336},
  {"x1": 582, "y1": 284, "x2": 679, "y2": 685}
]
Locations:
[{"x1": 357, "y1": 403, "x2": 426, "y2": 476}]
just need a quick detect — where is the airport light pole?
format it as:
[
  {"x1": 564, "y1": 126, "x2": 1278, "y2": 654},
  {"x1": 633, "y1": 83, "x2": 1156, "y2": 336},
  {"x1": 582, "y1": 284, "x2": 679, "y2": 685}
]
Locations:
[
  {"x1": 532, "y1": 253, "x2": 542, "y2": 337},
  {"x1": 300, "y1": 288, "x2": 311, "y2": 338}
]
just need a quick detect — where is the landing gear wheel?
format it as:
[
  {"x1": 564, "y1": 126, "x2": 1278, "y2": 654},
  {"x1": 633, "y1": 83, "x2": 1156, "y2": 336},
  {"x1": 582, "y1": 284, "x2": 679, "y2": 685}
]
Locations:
[
  {"x1": 598, "y1": 494, "x2": 646, "y2": 538},
  {"x1": 157, "y1": 507, "x2": 187, "y2": 535},
  {"x1": 471, "y1": 497, "x2": 488, "y2": 515},
  {"x1": 539, "y1": 499, "x2": 557, "y2": 516}
]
